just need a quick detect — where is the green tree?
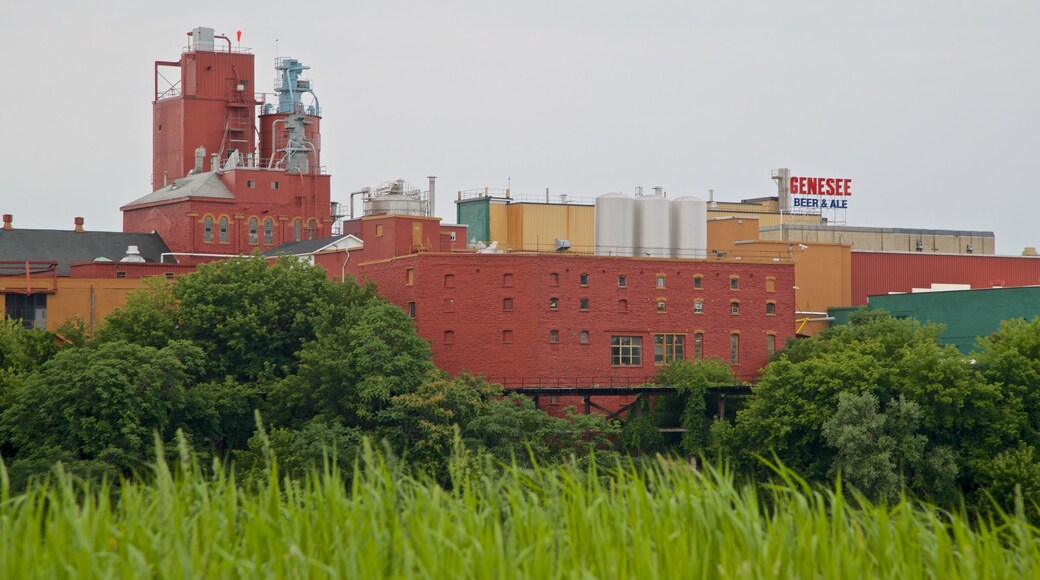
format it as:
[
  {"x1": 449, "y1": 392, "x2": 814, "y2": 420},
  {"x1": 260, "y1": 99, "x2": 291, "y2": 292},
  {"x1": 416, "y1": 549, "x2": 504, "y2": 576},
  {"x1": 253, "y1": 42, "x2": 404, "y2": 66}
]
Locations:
[
  {"x1": 654, "y1": 359, "x2": 736, "y2": 455},
  {"x1": 0, "y1": 340, "x2": 204, "y2": 473},
  {"x1": 725, "y1": 310, "x2": 1007, "y2": 492},
  {"x1": 99, "y1": 256, "x2": 379, "y2": 383},
  {"x1": 822, "y1": 392, "x2": 926, "y2": 502}
]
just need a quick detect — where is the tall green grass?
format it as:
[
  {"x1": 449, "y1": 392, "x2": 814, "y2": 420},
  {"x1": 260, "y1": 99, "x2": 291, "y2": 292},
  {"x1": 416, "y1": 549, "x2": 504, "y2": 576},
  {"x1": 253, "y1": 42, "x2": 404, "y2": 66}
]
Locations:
[{"x1": 1, "y1": 438, "x2": 1037, "y2": 578}]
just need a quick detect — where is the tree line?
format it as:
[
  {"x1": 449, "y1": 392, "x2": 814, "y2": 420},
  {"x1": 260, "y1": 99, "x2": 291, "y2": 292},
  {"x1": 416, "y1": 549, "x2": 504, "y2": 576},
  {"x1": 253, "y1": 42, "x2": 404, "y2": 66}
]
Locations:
[{"x1": 3, "y1": 256, "x2": 1040, "y2": 517}]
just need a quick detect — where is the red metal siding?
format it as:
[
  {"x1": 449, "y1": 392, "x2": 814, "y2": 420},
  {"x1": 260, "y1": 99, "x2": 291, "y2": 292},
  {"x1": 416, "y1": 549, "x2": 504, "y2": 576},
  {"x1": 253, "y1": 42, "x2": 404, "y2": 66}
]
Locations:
[{"x1": 851, "y1": 252, "x2": 1040, "y2": 304}]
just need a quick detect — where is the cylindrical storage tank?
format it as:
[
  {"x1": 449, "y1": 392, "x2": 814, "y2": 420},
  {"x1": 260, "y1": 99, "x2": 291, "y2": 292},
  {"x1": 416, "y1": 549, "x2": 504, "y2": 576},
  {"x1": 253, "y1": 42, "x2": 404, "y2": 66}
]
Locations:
[
  {"x1": 258, "y1": 113, "x2": 322, "y2": 170},
  {"x1": 635, "y1": 195, "x2": 671, "y2": 258},
  {"x1": 594, "y1": 193, "x2": 635, "y2": 256},
  {"x1": 364, "y1": 194, "x2": 425, "y2": 216},
  {"x1": 671, "y1": 196, "x2": 707, "y2": 259}
]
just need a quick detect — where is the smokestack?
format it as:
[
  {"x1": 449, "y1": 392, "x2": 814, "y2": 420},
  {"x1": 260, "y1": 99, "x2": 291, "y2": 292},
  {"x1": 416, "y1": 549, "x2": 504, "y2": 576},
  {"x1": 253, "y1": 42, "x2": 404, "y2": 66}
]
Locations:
[
  {"x1": 194, "y1": 146, "x2": 206, "y2": 174},
  {"x1": 427, "y1": 176, "x2": 437, "y2": 218},
  {"x1": 74, "y1": 217, "x2": 85, "y2": 233},
  {"x1": 210, "y1": 153, "x2": 220, "y2": 172},
  {"x1": 2, "y1": 214, "x2": 11, "y2": 231}
]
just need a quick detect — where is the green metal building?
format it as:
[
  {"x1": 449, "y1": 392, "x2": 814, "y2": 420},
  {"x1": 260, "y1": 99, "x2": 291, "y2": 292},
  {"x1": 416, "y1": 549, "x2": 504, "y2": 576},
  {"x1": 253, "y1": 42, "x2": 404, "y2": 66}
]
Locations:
[{"x1": 829, "y1": 286, "x2": 1040, "y2": 353}]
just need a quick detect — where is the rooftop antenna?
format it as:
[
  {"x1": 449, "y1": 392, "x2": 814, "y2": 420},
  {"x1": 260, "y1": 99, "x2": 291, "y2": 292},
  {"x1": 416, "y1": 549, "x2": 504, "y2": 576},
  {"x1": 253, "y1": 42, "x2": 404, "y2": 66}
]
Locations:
[{"x1": 275, "y1": 38, "x2": 279, "y2": 58}]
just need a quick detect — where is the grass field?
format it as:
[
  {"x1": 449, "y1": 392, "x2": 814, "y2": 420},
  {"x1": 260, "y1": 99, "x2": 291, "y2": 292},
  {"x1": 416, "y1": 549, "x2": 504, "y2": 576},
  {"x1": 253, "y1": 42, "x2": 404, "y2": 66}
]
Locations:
[{"x1": 1, "y1": 440, "x2": 1037, "y2": 578}]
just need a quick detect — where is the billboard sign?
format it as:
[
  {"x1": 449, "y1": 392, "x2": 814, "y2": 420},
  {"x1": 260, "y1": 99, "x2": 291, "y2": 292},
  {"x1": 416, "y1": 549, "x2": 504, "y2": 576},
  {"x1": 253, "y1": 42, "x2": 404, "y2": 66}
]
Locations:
[{"x1": 790, "y1": 176, "x2": 851, "y2": 209}]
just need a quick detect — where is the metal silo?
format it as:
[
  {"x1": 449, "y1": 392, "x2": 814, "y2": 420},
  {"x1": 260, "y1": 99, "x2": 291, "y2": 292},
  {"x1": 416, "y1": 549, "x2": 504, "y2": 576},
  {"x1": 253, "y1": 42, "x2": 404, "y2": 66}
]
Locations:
[
  {"x1": 671, "y1": 196, "x2": 708, "y2": 259},
  {"x1": 594, "y1": 193, "x2": 635, "y2": 256},
  {"x1": 635, "y1": 191, "x2": 671, "y2": 258}
]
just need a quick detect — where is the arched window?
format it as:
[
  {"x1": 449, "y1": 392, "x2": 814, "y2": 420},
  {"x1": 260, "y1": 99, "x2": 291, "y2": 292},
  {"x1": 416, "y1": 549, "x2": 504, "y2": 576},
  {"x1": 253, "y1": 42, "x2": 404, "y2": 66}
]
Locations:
[
  {"x1": 219, "y1": 217, "x2": 229, "y2": 243},
  {"x1": 293, "y1": 219, "x2": 302, "y2": 242},
  {"x1": 307, "y1": 219, "x2": 317, "y2": 240},
  {"x1": 248, "y1": 218, "x2": 259, "y2": 244},
  {"x1": 203, "y1": 216, "x2": 213, "y2": 243},
  {"x1": 263, "y1": 218, "x2": 274, "y2": 244}
]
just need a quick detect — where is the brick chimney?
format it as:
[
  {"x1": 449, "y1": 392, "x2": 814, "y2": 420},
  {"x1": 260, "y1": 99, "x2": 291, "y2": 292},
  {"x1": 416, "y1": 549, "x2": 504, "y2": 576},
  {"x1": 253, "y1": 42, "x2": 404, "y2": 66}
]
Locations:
[
  {"x1": 74, "y1": 216, "x2": 85, "y2": 233},
  {"x1": 2, "y1": 214, "x2": 11, "y2": 231}
]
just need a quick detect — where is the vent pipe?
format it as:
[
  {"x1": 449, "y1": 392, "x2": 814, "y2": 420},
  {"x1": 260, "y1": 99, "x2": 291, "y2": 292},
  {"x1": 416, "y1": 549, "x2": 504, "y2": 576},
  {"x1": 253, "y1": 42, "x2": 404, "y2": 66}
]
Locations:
[
  {"x1": 653, "y1": 186, "x2": 665, "y2": 197},
  {"x1": 210, "y1": 153, "x2": 220, "y2": 173},
  {"x1": 427, "y1": 176, "x2": 437, "y2": 218}
]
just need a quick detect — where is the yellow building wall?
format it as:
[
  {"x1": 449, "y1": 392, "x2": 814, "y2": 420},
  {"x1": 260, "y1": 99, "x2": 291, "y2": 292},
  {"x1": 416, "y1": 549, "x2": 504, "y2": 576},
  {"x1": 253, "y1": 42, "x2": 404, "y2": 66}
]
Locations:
[
  {"x1": 489, "y1": 201, "x2": 510, "y2": 247},
  {"x1": 497, "y1": 203, "x2": 595, "y2": 252},
  {"x1": 0, "y1": 278, "x2": 155, "y2": 333}
]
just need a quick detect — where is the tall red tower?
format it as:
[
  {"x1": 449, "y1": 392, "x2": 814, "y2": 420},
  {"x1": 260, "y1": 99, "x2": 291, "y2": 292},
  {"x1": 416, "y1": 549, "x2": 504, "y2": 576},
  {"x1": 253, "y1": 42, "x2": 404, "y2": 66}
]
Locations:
[
  {"x1": 152, "y1": 27, "x2": 257, "y2": 189},
  {"x1": 123, "y1": 26, "x2": 332, "y2": 259}
]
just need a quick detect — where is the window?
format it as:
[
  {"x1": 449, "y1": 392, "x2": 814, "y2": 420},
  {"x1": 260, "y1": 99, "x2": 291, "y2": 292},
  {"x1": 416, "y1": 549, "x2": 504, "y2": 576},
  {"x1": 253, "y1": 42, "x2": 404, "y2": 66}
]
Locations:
[
  {"x1": 219, "y1": 217, "x2": 229, "y2": 243},
  {"x1": 766, "y1": 276, "x2": 776, "y2": 293},
  {"x1": 579, "y1": 273, "x2": 589, "y2": 286},
  {"x1": 449, "y1": 231, "x2": 457, "y2": 241},
  {"x1": 550, "y1": 330, "x2": 559, "y2": 343},
  {"x1": 444, "y1": 330, "x2": 455, "y2": 344},
  {"x1": 164, "y1": 272, "x2": 175, "y2": 280},
  {"x1": 549, "y1": 272, "x2": 559, "y2": 286},
  {"x1": 117, "y1": 271, "x2": 127, "y2": 278},
  {"x1": 766, "y1": 302, "x2": 776, "y2": 315},
  {"x1": 408, "y1": 301, "x2": 416, "y2": 318},
  {"x1": 503, "y1": 273, "x2": 514, "y2": 287},
  {"x1": 694, "y1": 300, "x2": 704, "y2": 314},
  {"x1": 271, "y1": 180, "x2": 280, "y2": 189},
  {"x1": 579, "y1": 298, "x2": 589, "y2": 311},
  {"x1": 730, "y1": 301, "x2": 740, "y2": 315},
  {"x1": 247, "y1": 179, "x2": 255, "y2": 188},
  {"x1": 730, "y1": 333, "x2": 740, "y2": 364},
  {"x1": 406, "y1": 268, "x2": 414, "y2": 286},
  {"x1": 203, "y1": 216, "x2": 214, "y2": 243},
  {"x1": 307, "y1": 219, "x2": 317, "y2": 240},
  {"x1": 767, "y1": 333, "x2": 776, "y2": 357},
  {"x1": 656, "y1": 299, "x2": 666, "y2": 313},
  {"x1": 549, "y1": 297, "x2": 559, "y2": 310},
  {"x1": 293, "y1": 219, "x2": 302, "y2": 242},
  {"x1": 619, "y1": 299, "x2": 629, "y2": 312},
  {"x1": 654, "y1": 334, "x2": 685, "y2": 365},
  {"x1": 656, "y1": 274, "x2": 666, "y2": 288},
  {"x1": 444, "y1": 274, "x2": 456, "y2": 287},
  {"x1": 503, "y1": 330, "x2": 514, "y2": 344},
  {"x1": 549, "y1": 394, "x2": 560, "y2": 405},
  {"x1": 5, "y1": 294, "x2": 46, "y2": 329},
  {"x1": 730, "y1": 276, "x2": 740, "y2": 290},
  {"x1": 694, "y1": 332, "x2": 703, "y2": 360},
  {"x1": 580, "y1": 331, "x2": 590, "y2": 344},
  {"x1": 263, "y1": 218, "x2": 274, "y2": 244},
  {"x1": 694, "y1": 275, "x2": 703, "y2": 290},
  {"x1": 503, "y1": 298, "x2": 513, "y2": 311},
  {"x1": 618, "y1": 275, "x2": 627, "y2": 288},
  {"x1": 611, "y1": 336, "x2": 643, "y2": 366},
  {"x1": 443, "y1": 298, "x2": 455, "y2": 312},
  {"x1": 248, "y1": 218, "x2": 259, "y2": 244}
]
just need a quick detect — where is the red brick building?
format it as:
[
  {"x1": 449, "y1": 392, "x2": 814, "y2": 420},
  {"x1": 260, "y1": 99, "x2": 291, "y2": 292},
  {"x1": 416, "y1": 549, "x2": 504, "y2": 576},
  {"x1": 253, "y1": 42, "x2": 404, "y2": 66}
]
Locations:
[
  {"x1": 122, "y1": 27, "x2": 333, "y2": 261},
  {"x1": 328, "y1": 249, "x2": 794, "y2": 411}
]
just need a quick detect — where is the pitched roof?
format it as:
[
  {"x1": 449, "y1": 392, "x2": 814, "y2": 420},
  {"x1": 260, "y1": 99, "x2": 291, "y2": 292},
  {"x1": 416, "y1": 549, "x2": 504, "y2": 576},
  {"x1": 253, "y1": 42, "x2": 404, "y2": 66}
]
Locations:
[
  {"x1": 0, "y1": 229, "x2": 171, "y2": 275},
  {"x1": 121, "y1": 171, "x2": 235, "y2": 209},
  {"x1": 263, "y1": 235, "x2": 363, "y2": 257}
]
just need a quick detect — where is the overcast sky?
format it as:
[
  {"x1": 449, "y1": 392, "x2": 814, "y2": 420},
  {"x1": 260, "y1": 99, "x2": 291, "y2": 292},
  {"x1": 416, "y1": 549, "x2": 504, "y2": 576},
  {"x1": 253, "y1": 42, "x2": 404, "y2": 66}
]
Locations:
[{"x1": 2, "y1": 1, "x2": 1037, "y2": 253}]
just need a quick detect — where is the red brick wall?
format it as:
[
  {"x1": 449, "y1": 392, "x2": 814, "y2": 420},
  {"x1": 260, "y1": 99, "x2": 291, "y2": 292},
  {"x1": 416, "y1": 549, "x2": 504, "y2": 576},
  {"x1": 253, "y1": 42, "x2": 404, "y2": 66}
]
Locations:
[
  {"x1": 123, "y1": 170, "x2": 331, "y2": 257},
  {"x1": 353, "y1": 253, "x2": 795, "y2": 412}
]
